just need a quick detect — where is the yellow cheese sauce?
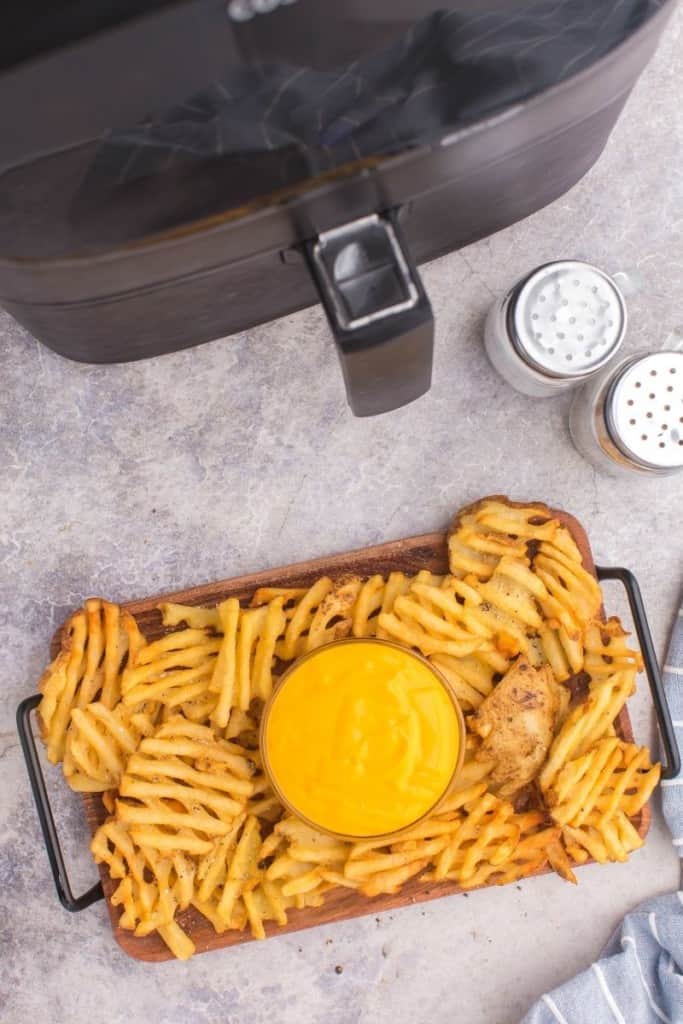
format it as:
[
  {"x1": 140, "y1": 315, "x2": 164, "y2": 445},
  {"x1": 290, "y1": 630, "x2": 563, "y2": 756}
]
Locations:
[{"x1": 263, "y1": 640, "x2": 461, "y2": 837}]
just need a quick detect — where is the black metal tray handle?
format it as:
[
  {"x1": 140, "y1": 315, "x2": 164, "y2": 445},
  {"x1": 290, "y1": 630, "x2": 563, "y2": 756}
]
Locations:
[
  {"x1": 596, "y1": 566, "x2": 680, "y2": 779},
  {"x1": 16, "y1": 566, "x2": 680, "y2": 910},
  {"x1": 16, "y1": 693, "x2": 104, "y2": 911}
]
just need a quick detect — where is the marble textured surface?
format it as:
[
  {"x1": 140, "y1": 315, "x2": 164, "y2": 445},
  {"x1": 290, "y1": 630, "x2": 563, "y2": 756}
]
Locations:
[{"x1": 2, "y1": 11, "x2": 683, "y2": 1024}]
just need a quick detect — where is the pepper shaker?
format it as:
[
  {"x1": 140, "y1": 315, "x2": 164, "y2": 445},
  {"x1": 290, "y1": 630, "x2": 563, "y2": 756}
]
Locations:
[
  {"x1": 569, "y1": 350, "x2": 683, "y2": 477},
  {"x1": 484, "y1": 260, "x2": 627, "y2": 396}
]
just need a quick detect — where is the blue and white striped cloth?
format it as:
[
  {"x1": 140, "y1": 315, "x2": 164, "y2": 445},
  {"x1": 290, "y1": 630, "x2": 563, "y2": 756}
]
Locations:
[{"x1": 520, "y1": 600, "x2": 683, "y2": 1024}]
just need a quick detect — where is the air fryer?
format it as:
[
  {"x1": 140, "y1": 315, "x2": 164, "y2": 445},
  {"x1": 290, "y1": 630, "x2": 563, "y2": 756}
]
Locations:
[{"x1": 0, "y1": 0, "x2": 675, "y2": 415}]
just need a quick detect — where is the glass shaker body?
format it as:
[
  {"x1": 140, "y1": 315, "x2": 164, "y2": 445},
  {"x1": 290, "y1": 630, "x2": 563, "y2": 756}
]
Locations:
[{"x1": 569, "y1": 350, "x2": 683, "y2": 477}]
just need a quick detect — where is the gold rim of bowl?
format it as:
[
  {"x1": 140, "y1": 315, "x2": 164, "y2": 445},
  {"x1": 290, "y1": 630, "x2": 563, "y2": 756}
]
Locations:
[{"x1": 259, "y1": 637, "x2": 466, "y2": 843}]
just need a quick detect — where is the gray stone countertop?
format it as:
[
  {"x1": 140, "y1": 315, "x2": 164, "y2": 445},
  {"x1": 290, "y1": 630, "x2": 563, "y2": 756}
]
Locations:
[{"x1": 2, "y1": 11, "x2": 682, "y2": 1024}]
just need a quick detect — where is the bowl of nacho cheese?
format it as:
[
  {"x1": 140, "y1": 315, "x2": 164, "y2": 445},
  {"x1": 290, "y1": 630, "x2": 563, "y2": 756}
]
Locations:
[{"x1": 260, "y1": 638, "x2": 465, "y2": 841}]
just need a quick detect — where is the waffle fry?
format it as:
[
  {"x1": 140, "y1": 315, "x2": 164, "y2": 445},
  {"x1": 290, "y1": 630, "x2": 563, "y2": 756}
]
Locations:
[
  {"x1": 419, "y1": 792, "x2": 516, "y2": 882},
  {"x1": 546, "y1": 738, "x2": 660, "y2": 827},
  {"x1": 472, "y1": 500, "x2": 561, "y2": 542},
  {"x1": 447, "y1": 498, "x2": 561, "y2": 580},
  {"x1": 209, "y1": 597, "x2": 286, "y2": 727},
  {"x1": 216, "y1": 815, "x2": 262, "y2": 923},
  {"x1": 538, "y1": 624, "x2": 574, "y2": 682},
  {"x1": 583, "y1": 617, "x2": 644, "y2": 677},
  {"x1": 116, "y1": 718, "x2": 254, "y2": 855},
  {"x1": 275, "y1": 577, "x2": 334, "y2": 660},
  {"x1": 534, "y1": 541, "x2": 602, "y2": 633},
  {"x1": 195, "y1": 813, "x2": 246, "y2": 902},
  {"x1": 39, "y1": 599, "x2": 145, "y2": 763},
  {"x1": 91, "y1": 818, "x2": 198, "y2": 958},
  {"x1": 429, "y1": 652, "x2": 495, "y2": 710},
  {"x1": 377, "y1": 597, "x2": 487, "y2": 658},
  {"x1": 159, "y1": 602, "x2": 220, "y2": 631},
  {"x1": 63, "y1": 700, "x2": 159, "y2": 792},
  {"x1": 563, "y1": 810, "x2": 644, "y2": 864},
  {"x1": 352, "y1": 574, "x2": 386, "y2": 637},
  {"x1": 539, "y1": 670, "x2": 636, "y2": 790},
  {"x1": 250, "y1": 586, "x2": 308, "y2": 612},
  {"x1": 210, "y1": 599, "x2": 241, "y2": 725},
  {"x1": 374, "y1": 572, "x2": 413, "y2": 638},
  {"x1": 122, "y1": 628, "x2": 221, "y2": 710},
  {"x1": 305, "y1": 576, "x2": 362, "y2": 650},
  {"x1": 546, "y1": 836, "x2": 577, "y2": 884}
]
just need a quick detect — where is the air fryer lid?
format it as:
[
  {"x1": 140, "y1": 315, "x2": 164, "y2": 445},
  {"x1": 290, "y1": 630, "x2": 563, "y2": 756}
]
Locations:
[{"x1": 72, "y1": 0, "x2": 661, "y2": 245}]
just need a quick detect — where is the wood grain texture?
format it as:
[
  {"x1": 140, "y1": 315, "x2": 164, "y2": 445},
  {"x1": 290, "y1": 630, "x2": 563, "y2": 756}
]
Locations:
[{"x1": 54, "y1": 509, "x2": 650, "y2": 962}]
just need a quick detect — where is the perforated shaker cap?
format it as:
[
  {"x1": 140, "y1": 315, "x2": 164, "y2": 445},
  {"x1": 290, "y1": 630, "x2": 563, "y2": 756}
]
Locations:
[
  {"x1": 605, "y1": 351, "x2": 683, "y2": 470},
  {"x1": 510, "y1": 261, "x2": 627, "y2": 379}
]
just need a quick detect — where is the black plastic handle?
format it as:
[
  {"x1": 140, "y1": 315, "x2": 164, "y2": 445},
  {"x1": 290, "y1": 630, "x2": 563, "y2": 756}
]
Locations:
[
  {"x1": 596, "y1": 566, "x2": 680, "y2": 779},
  {"x1": 304, "y1": 210, "x2": 434, "y2": 417},
  {"x1": 16, "y1": 694, "x2": 104, "y2": 912}
]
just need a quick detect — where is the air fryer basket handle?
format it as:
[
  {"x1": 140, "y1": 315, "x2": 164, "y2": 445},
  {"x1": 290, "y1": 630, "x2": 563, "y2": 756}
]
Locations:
[
  {"x1": 596, "y1": 566, "x2": 680, "y2": 779},
  {"x1": 16, "y1": 694, "x2": 104, "y2": 911},
  {"x1": 305, "y1": 209, "x2": 434, "y2": 417}
]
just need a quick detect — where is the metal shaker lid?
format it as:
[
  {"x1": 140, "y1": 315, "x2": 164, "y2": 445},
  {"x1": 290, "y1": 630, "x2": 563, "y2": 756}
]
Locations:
[
  {"x1": 510, "y1": 261, "x2": 627, "y2": 379},
  {"x1": 605, "y1": 351, "x2": 683, "y2": 470}
]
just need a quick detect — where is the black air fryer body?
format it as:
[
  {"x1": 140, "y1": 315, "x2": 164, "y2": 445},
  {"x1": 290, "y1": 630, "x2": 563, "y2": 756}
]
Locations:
[{"x1": 0, "y1": 0, "x2": 675, "y2": 414}]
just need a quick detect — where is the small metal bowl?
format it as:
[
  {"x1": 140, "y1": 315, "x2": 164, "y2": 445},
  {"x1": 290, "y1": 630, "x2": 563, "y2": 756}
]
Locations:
[{"x1": 259, "y1": 637, "x2": 466, "y2": 844}]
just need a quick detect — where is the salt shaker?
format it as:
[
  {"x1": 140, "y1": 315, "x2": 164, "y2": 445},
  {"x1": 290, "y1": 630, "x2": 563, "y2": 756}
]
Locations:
[
  {"x1": 484, "y1": 260, "x2": 627, "y2": 396},
  {"x1": 569, "y1": 350, "x2": 683, "y2": 477}
]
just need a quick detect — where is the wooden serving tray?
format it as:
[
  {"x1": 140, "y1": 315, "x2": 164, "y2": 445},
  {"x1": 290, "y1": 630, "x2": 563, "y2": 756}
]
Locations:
[{"x1": 56, "y1": 509, "x2": 649, "y2": 962}]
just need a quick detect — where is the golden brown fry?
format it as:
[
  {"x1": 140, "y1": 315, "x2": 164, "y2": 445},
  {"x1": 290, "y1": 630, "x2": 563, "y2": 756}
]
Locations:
[
  {"x1": 63, "y1": 700, "x2": 158, "y2": 792},
  {"x1": 159, "y1": 603, "x2": 220, "y2": 631},
  {"x1": 157, "y1": 921, "x2": 196, "y2": 960},
  {"x1": 583, "y1": 618, "x2": 644, "y2": 676},
  {"x1": 210, "y1": 598, "x2": 240, "y2": 728},
  {"x1": 352, "y1": 575, "x2": 386, "y2": 638},
  {"x1": 277, "y1": 577, "x2": 334, "y2": 661},
  {"x1": 217, "y1": 815, "x2": 262, "y2": 923},
  {"x1": 39, "y1": 600, "x2": 144, "y2": 763},
  {"x1": 539, "y1": 671, "x2": 636, "y2": 790},
  {"x1": 306, "y1": 576, "x2": 362, "y2": 651},
  {"x1": 546, "y1": 837, "x2": 577, "y2": 885},
  {"x1": 250, "y1": 587, "x2": 307, "y2": 611},
  {"x1": 251, "y1": 598, "x2": 286, "y2": 701},
  {"x1": 361, "y1": 858, "x2": 430, "y2": 897},
  {"x1": 377, "y1": 610, "x2": 486, "y2": 658},
  {"x1": 546, "y1": 738, "x2": 660, "y2": 827},
  {"x1": 563, "y1": 810, "x2": 643, "y2": 864},
  {"x1": 196, "y1": 813, "x2": 247, "y2": 902}
]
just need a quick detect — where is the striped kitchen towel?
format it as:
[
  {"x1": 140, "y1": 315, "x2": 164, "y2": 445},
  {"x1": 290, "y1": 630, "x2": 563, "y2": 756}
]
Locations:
[
  {"x1": 520, "y1": 599, "x2": 683, "y2": 1024},
  {"x1": 661, "y1": 600, "x2": 683, "y2": 854}
]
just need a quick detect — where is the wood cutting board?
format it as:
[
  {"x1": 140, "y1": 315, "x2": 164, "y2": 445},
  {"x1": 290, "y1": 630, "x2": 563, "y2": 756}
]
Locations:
[{"x1": 51, "y1": 508, "x2": 650, "y2": 962}]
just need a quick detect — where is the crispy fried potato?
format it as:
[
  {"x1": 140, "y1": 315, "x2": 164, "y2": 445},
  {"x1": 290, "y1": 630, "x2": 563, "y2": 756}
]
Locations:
[
  {"x1": 39, "y1": 599, "x2": 145, "y2": 763},
  {"x1": 116, "y1": 717, "x2": 253, "y2": 856},
  {"x1": 306, "y1": 576, "x2": 362, "y2": 651},
  {"x1": 562, "y1": 810, "x2": 644, "y2": 864},
  {"x1": 159, "y1": 603, "x2": 220, "y2": 631},
  {"x1": 209, "y1": 599, "x2": 241, "y2": 726},
  {"x1": 448, "y1": 498, "x2": 559, "y2": 580},
  {"x1": 583, "y1": 617, "x2": 644, "y2": 676},
  {"x1": 352, "y1": 574, "x2": 387, "y2": 637},
  {"x1": 546, "y1": 737, "x2": 660, "y2": 827},
  {"x1": 63, "y1": 699, "x2": 159, "y2": 792},
  {"x1": 539, "y1": 670, "x2": 636, "y2": 791}
]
